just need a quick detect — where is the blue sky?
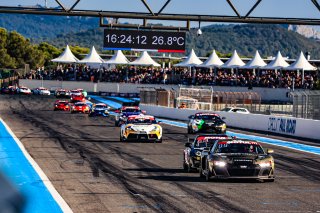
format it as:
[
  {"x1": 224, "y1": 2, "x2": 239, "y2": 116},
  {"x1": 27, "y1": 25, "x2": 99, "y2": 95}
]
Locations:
[{"x1": 4, "y1": 0, "x2": 320, "y2": 27}]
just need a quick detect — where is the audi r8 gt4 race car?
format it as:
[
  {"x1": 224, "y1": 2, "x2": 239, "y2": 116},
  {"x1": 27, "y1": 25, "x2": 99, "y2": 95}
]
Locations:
[
  {"x1": 120, "y1": 115, "x2": 162, "y2": 142},
  {"x1": 55, "y1": 89, "x2": 71, "y2": 98},
  {"x1": 115, "y1": 106, "x2": 144, "y2": 126},
  {"x1": 16, "y1": 86, "x2": 32, "y2": 95},
  {"x1": 70, "y1": 94, "x2": 86, "y2": 103},
  {"x1": 199, "y1": 139, "x2": 275, "y2": 182},
  {"x1": 187, "y1": 113, "x2": 226, "y2": 134},
  {"x1": 70, "y1": 102, "x2": 90, "y2": 114},
  {"x1": 54, "y1": 100, "x2": 70, "y2": 111},
  {"x1": 33, "y1": 87, "x2": 51, "y2": 95},
  {"x1": 183, "y1": 134, "x2": 230, "y2": 172},
  {"x1": 89, "y1": 103, "x2": 110, "y2": 117}
]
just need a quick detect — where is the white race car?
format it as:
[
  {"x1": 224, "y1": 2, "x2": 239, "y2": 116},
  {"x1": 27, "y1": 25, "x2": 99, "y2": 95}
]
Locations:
[
  {"x1": 120, "y1": 115, "x2": 162, "y2": 143},
  {"x1": 17, "y1": 86, "x2": 32, "y2": 95}
]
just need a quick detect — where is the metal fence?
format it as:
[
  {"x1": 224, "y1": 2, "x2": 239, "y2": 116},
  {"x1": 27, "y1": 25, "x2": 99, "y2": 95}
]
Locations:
[
  {"x1": 290, "y1": 91, "x2": 320, "y2": 120},
  {"x1": 140, "y1": 87, "x2": 176, "y2": 107}
]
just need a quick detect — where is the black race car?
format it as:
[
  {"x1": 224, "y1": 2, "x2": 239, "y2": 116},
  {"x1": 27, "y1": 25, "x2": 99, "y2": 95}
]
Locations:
[
  {"x1": 199, "y1": 139, "x2": 275, "y2": 182},
  {"x1": 89, "y1": 103, "x2": 110, "y2": 117},
  {"x1": 183, "y1": 134, "x2": 230, "y2": 172},
  {"x1": 187, "y1": 113, "x2": 226, "y2": 134}
]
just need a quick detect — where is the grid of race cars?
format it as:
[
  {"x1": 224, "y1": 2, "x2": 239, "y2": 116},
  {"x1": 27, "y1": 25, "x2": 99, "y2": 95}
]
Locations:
[{"x1": 1, "y1": 86, "x2": 275, "y2": 182}]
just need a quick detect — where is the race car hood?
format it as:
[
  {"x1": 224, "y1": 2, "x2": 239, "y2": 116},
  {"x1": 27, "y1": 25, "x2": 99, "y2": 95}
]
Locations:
[{"x1": 126, "y1": 124, "x2": 159, "y2": 132}]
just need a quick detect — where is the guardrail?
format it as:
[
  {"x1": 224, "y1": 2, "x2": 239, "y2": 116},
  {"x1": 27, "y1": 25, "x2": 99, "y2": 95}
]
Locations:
[{"x1": 140, "y1": 104, "x2": 320, "y2": 140}]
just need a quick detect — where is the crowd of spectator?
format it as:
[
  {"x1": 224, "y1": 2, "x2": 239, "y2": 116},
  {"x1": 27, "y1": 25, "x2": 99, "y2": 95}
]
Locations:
[{"x1": 22, "y1": 64, "x2": 318, "y2": 89}]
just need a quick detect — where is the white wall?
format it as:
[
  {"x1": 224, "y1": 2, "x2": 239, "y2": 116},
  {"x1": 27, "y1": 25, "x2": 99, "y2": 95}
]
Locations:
[
  {"x1": 19, "y1": 79, "x2": 307, "y2": 101},
  {"x1": 140, "y1": 104, "x2": 320, "y2": 140}
]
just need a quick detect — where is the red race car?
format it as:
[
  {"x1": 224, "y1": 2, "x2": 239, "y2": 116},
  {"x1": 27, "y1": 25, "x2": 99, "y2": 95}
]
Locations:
[
  {"x1": 70, "y1": 94, "x2": 85, "y2": 103},
  {"x1": 70, "y1": 102, "x2": 90, "y2": 114},
  {"x1": 54, "y1": 100, "x2": 70, "y2": 111}
]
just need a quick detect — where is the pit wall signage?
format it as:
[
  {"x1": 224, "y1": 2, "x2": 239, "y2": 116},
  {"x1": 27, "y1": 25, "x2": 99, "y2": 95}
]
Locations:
[{"x1": 267, "y1": 117, "x2": 297, "y2": 135}]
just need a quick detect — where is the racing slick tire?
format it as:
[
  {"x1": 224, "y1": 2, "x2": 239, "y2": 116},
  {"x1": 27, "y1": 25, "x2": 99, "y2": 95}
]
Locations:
[
  {"x1": 187, "y1": 126, "x2": 191, "y2": 134},
  {"x1": 156, "y1": 138, "x2": 162, "y2": 143},
  {"x1": 115, "y1": 120, "x2": 119, "y2": 127}
]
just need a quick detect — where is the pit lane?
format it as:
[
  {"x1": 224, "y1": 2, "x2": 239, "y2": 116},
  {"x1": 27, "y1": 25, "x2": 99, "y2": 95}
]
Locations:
[{"x1": 0, "y1": 95, "x2": 320, "y2": 212}]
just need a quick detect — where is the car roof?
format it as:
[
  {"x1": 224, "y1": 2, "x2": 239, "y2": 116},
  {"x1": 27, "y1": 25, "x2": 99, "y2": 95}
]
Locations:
[
  {"x1": 217, "y1": 139, "x2": 259, "y2": 145},
  {"x1": 128, "y1": 115, "x2": 155, "y2": 120},
  {"x1": 195, "y1": 112, "x2": 220, "y2": 116}
]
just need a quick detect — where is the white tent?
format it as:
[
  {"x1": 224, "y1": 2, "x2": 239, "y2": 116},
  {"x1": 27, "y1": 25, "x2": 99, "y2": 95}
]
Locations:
[
  {"x1": 287, "y1": 51, "x2": 317, "y2": 71},
  {"x1": 51, "y1": 45, "x2": 79, "y2": 63},
  {"x1": 174, "y1": 49, "x2": 202, "y2": 67},
  {"x1": 221, "y1": 50, "x2": 245, "y2": 68},
  {"x1": 287, "y1": 51, "x2": 317, "y2": 85},
  {"x1": 79, "y1": 46, "x2": 104, "y2": 64},
  {"x1": 198, "y1": 50, "x2": 223, "y2": 68},
  {"x1": 264, "y1": 51, "x2": 290, "y2": 70},
  {"x1": 105, "y1": 50, "x2": 129, "y2": 65},
  {"x1": 129, "y1": 51, "x2": 160, "y2": 67},
  {"x1": 242, "y1": 50, "x2": 267, "y2": 69}
]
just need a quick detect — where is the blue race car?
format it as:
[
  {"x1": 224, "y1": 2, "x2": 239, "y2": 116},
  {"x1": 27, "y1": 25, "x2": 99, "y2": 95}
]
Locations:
[{"x1": 88, "y1": 103, "x2": 110, "y2": 117}]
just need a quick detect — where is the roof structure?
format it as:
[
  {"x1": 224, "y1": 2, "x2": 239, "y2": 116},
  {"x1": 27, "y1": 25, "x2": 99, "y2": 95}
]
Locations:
[
  {"x1": 78, "y1": 46, "x2": 104, "y2": 64},
  {"x1": 287, "y1": 51, "x2": 317, "y2": 71},
  {"x1": 221, "y1": 50, "x2": 245, "y2": 68},
  {"x1": 242, "y1": 50, "x2": 267, "y2": 69},
  {"x1": 51, "y1": 45, "x2": 79, "y2": 63},
  {"x1": 264, "y1": 51, "x2": 290, "y2": 70},
  {"x1": 198, "y1": 50, "x2": 224, "y2": 68},
  {"x1": 105, "y1": 50, "x2": 130, "y2": 65},
  {"x1": 129, "y1": 51, "x2": 160, "y2": 67},
  {"x1": 174, "y1": 49, "x2": 203, "y2": 67}
]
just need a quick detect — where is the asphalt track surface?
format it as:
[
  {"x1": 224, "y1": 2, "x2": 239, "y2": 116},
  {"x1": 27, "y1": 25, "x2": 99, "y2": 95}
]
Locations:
[{"x1": 1, "y1": 95, "x2": 320, "y2": 213}]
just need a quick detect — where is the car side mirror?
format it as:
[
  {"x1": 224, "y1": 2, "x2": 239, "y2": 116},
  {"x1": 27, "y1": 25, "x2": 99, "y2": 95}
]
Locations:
[
  {"x1": 267, "y1": 149, "x2": 274, "y2": 154},
  {"x1": 185, "y1": 142, "x2": 191, "y2": 147}
]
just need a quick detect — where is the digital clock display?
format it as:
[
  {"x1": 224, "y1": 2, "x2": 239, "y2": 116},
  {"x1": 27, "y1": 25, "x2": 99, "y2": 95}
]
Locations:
[{"x1": 103, "y1": 29, "x2": 186, "y2": 53}]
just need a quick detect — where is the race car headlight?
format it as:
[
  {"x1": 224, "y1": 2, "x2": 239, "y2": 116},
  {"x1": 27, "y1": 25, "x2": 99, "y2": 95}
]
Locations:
[
  {"x1": 214, "y1": 161, "x2": 226, "y2": 167},
  {"x1": 259, "y1": 161, "x2": 272, "y2": 168},
  {"x1": 125, "y1": 126, "x2": 133, "y2": 130},
  {"x1": 219, "y1": 124, "x2": 226, "y2": 129},
  {"x1": 152, "y1": 126, "x2": 158, "y2": 131},
  {"x1": 195, "y1": 151, "x2": 201, "y2": 156}
]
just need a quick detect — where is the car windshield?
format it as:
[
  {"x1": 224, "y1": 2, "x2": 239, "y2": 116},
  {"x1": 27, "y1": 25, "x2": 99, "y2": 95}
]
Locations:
[
  {"x1": 221, "y1": 108, "x2": 232, "y2": 112},
  {"x1": 123, "y1": 109, "x2": 141, "y2": 113},
  {"x1": 195, "y1": 115, "x2": 220, "y2": 121},
  {"x1": 75, "y1": 103, "x2": 87, "y2": 106},
  {"x1": 95, "y1": 106, "x2": 106, "y2": 110},
  {"x1": 215, "y1": 142, "x2": 265, "y2": 154},
  {"x1": 194, "y1": 138, "x2": 219, "y2": 148},
  {"x1": 127, "y1": 119, "x2": 157, "y2": 124}
]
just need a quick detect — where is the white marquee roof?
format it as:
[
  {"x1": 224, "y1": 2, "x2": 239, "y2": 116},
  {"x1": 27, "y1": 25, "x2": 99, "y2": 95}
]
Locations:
[
  {"x1": 221, "y1": 50, "x2": 245, "y2": 68},
  {"x1": 287, "y1": 51, "x2": 317, "y2": 71},
  {"x1": 129, "y1": 51, "x2": 160, "y2": 67},
  {"x1": 264, "y1": 51, "x2": 290, "y2": 70},
  {"x1": 51, "y1": 45, "x2": 79, "y2": 63},
  {"x1": 242, "y1": 50, "x2": 267, "y2": 69},
  {"x1": 79, "y1": 46, "x2": 104, "y2": 64},
  {"x1": 174, "y1": 49, "x2": 203, "y2": 67},
  {"x1": 105, "y1": 50, "x2": 130, "y2": 65},
  {"x1": 198, "y1": 50, "x2": 223, "y2": 68}
]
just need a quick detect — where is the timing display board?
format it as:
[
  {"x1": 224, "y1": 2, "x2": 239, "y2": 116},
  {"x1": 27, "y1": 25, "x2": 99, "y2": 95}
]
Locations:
[{"x1": 103, "y1": 29, "x2": 186, "y2": 53}]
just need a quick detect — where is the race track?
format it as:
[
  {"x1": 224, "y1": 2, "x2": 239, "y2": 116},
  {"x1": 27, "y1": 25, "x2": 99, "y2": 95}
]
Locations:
[{"x1": 0, "y1": 95, "x2": 320, "y2": 213}]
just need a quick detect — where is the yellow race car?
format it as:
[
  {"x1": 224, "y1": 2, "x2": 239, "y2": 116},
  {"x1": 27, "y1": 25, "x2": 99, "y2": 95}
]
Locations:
[{"x1": 120, "y1": 115, "x2": 162, "y2": 143}]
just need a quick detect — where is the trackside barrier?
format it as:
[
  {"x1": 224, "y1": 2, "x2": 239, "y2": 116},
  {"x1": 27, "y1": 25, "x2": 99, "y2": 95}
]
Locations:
[
  {"x1": 20, "y1": 79, "x2": 305, "y2": 102},
  {"x1": 140, "y1": 104, "x2": 320, "y2": 140}
]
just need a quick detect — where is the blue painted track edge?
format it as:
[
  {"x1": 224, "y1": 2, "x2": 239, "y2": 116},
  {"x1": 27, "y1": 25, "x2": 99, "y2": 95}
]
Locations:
[{"x1": 0, "y1": 118, "x2": 73, "y2": 213}]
